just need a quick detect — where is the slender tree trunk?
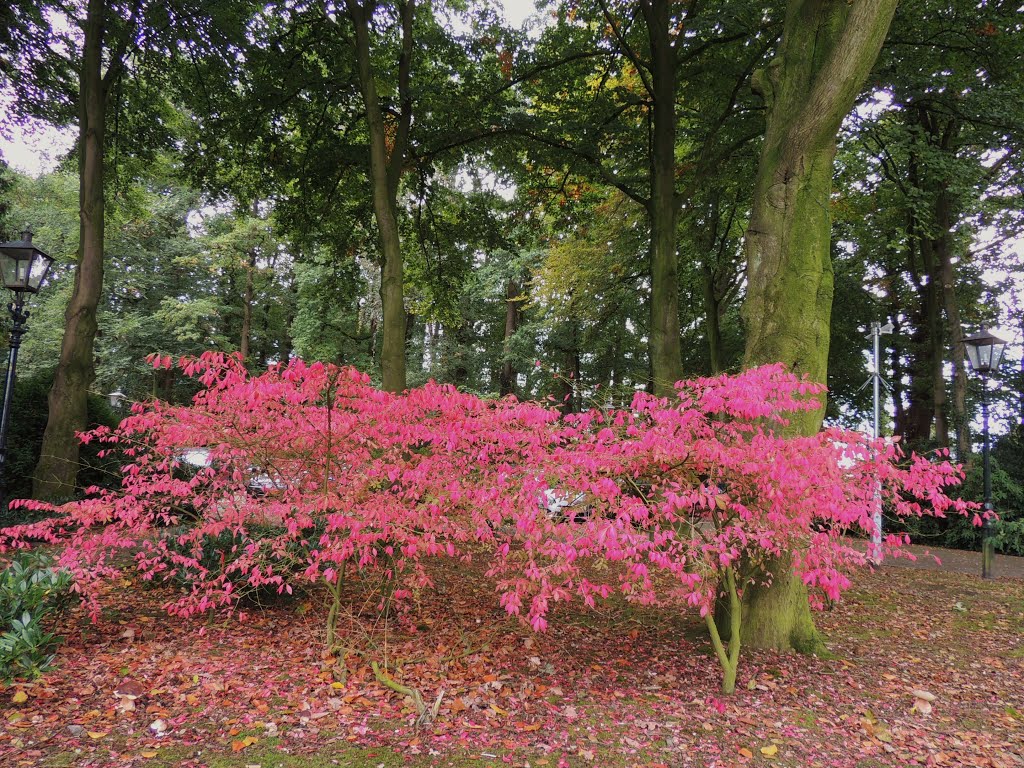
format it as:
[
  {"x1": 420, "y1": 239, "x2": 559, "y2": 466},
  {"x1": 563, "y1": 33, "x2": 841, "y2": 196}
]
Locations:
[
  {"x1": 702, "y1": 263, "x2": 723, "y2": 374},
  {"x1": 33, "y1": 0, "x2": 108, "y2": 500},
  {"x1": 444, "y1": 321, "x2": 471, "y2": 388},
  {"x1": 405, "y1": 312, "x2": 424, "y2": 374},
  {"x1": 644, "y1": 0, "x2": 683, "y2": 396},
  {"x1": 345, "y1": 0, "x2": 414, "y2": 392},
  {"x1": 739, "y1": 0, "x2": 897, "y2": 652},
  {"x1": 500, "y1": 278, "x2": 522, "y2": 396},
  {"x1": 240, "y1": 250, "x2": 255, "y2": 361},
  {"x1": 554, "y1": 323, "x2": 580, "y2": 415}
]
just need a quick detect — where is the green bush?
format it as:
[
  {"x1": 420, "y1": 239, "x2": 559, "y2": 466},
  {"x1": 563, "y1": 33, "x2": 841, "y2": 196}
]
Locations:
[
  {"x1": 0, "y1": 552, "x2": 74, "y2": 680},
  {"x1": 164, "y1": 523, "x2": 321, "y2": 607},
  {"x1": 0, "y1": 368, "x2": 122, "y2": 527},
  {"x1": 894, "y1": 429, "x2": 1024, "y2": 556}
]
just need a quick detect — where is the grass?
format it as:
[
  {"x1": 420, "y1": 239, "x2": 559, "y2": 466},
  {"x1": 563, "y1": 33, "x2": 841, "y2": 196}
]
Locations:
[{"x1": 40, "y1": 742, "x2": 644, "y2": 768}]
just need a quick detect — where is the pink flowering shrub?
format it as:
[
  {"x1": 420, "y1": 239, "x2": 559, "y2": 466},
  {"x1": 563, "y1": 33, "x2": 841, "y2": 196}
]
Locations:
[{"x1": 0, "y1": 355, "x2": 975, "y2": 693}]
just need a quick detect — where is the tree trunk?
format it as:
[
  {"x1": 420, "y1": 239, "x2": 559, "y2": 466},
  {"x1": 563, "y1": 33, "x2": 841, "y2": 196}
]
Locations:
[
  {"x1": 922, "y1": 235, "x2": 948, "y2": 447},
  {"x1": 739, "y1": 0, "x2": 897, "y2": 652},
  {"x1": 345, "y1": 0, "x2": 414, "y2": 392},
  {"x1": 500, "y1": 278, "x2": 522, "y2": 396},
  {"x1": 644, "y1": 0, "x2": 683, "y2": 396},
  {"x1": 936, "y1": 188, "x2": 968, "y2": 458},
  {"x1": 240, "y1": 249, "x2": 255, "y2": 361},
  {"x1": 33, "y1": 0, "x2": 108, "y2": 500},
  {"x1": 896, "y1": 208, "x2": 940, "y2": 444}
]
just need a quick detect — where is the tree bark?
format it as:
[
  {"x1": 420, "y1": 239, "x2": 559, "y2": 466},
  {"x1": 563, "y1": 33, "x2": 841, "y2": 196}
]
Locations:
[
  {"x1": 936, "y1": 188, "x2": 969, "y2": 457},
  {"x1": 33, "y1": 0, "x2": 109, "y2": 500},
  {"x1": 345, "y1": 0, "x2": 414, "y2": 392},
  {"x1": 643, "y1": 0, "x2": 683, "y2": 396},
  {"x1": 500, "y1": 278, "x2": 523, "y2": 396},
  {"x1": 739, "y1": 0, "x2": 897, "y2": 652},
  {"x1": 240, "y1": 249, "x2": 255, "y2": 361}
]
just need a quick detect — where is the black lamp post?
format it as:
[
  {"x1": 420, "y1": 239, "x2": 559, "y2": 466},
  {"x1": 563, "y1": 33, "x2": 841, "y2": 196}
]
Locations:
[
  {"x1": 0, "y1": 227, "x2": 55, "y2": 511},
  {"x1": 963, "y1": 327, "x2": 1008, "y2": 579}
]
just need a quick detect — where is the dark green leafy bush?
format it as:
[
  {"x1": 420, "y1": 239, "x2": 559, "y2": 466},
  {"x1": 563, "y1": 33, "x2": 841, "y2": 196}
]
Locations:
[
  {"x1": 0, "y1": 552, "x2": 74, "y2": 679},
  {"x1": 164, "y1": 523, "x2": 322, "y2": 607},
  {"x1": 894, "y1": 429, "x2": 1024, "y2": 556},
  {"x1": 0, "y1": 368, "x2": 122, "y2": 528}
]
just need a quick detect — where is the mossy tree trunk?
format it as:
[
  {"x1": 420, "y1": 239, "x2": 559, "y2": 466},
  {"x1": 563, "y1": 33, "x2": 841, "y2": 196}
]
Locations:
[
  {"x1": 739, "y1": 0, "x2": 897, "y2": 652},
  {"x1": 33, "y1": 0, "x2": 119, "y2": 500}
]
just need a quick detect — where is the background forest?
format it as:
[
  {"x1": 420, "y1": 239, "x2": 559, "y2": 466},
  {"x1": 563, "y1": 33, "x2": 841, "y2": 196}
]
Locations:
[{"x1": 1, "y1": 0, "x2": 1022, "y2": 549}]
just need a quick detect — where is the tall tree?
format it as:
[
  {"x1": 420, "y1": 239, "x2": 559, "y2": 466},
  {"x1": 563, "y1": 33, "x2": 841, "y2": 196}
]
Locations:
[
  {"x1": 32, "y1": 0, "x2": 130, "y2": 499},
  {"x1": 342, "y1": 0, "x2": 413, "y2": 391},
  {"x1": 180, "y1": 0, "x2": 511, "y2": 392},
  {"x1": 511, "y1": 0, "x2": 772, "y2": 394},
  {"x1": 739, "y1": 0, "x2": 898, "y2": 652},
  {"x1": 3, "y1": 0, "x2": 252, "y2": 498},
  {"x1": 841, "y1": 0, "x2": 1024, "y2": 455}
]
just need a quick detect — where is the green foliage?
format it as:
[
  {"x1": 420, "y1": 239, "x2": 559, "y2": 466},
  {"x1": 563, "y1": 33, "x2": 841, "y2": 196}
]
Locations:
[
  {"x1": 0, "y1": 368, "x2": 121, "y2": 519},
  {"x1": 0, "y1": 552, "x2": 74, "y2": 680},
  {"x1": 895, "y1": 430, "x2": 1024, "y2": 555},
  {"x1": 164, "y1": 523, "x2": 319, "y2": 607}
]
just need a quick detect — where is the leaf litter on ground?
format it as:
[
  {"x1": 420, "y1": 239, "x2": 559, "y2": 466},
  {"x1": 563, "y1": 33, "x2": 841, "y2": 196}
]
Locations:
[{"x1": 0, "y1": 557, "x2": 1021, "y2": 767}]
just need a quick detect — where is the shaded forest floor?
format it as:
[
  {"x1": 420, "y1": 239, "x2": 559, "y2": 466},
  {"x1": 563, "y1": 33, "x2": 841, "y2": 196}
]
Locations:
[{"x1": 1, "y1": 557, "x2": 1022, "y2": 768}]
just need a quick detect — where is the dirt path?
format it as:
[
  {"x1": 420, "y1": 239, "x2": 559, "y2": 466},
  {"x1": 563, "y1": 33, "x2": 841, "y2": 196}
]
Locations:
[{"x1": 879, "y1": 542, "x2": 1024, "y2": 580}]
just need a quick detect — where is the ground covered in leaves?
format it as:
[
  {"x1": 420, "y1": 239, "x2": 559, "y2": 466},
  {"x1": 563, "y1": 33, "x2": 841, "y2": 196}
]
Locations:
[{"x1": 2, "y1": 558, "x2": 1022, "y2": 768}]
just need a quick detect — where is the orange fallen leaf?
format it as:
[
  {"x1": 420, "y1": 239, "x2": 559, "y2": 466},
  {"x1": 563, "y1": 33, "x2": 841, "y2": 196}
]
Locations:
[
  {"x1": 738, "y1": 747, "x2": 753, "y2": 758},
  {"x1": 87, "y1": 732, "x2": 107, "y2": 740},
  {"x1": 231, "y1": 736, "x2": 259, "y2": 752},
  {"x1": 140, "y1": 751, "x2": 158, "y2": 759}
]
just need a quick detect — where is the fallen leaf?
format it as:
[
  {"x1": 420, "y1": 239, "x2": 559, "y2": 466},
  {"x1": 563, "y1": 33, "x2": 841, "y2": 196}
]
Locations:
[
  {"x1": 231, "y1": 736, "x2": 259, "y2": 752},
  {"x1": 12, "y1": 691, "x2": 28, "y2": 704},
  {"x1": 87, "y1": 732, "x2": 107, "y2": 740},
  {"x1": 760, "y1": 744, "x2": 779, "y2": 757},
  {"x1": 140, "y1": 751, "x2": 158, "y2": 759}
]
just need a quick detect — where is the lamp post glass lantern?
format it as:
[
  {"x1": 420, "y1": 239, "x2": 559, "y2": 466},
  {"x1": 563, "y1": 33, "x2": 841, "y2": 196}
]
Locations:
[
  {"x1": 1, "y1": 227, "x2": 55, "y2": 293},
  {"x1": 0, "y1": 227, "x2": 56, "y2": 510},
  {"x1": 108, "y1": 390, "x2": 127, "y2": 410},
  {"x1": 964, "y1": 327, "x2": 1008, "y2": 580}
]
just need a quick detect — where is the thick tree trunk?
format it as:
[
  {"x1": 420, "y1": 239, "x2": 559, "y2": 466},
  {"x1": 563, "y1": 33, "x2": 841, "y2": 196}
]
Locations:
[
  {"x1": 936, "y1": 189, "x2": 969, "y2": 457},
  {"x1": 644, "y1": 0, "x2": 683, "y2": 396},
  {"x1": 346, "y1": 0, "x2": 414, "y2": 393},
  {"x1": 920, "y1": 107, "x2": 969, "y2": 457},
  {"x1": 896, "y1": 209, "x2": 940, "y2": 443},
  {"x1": 739, "y1": 0, "x2": 897, "y2": 652},
  {"x1": 922, "y1": 236, "x2": 948, "y2": 447},
  {"x1": 33, "y1": 0, "x2": 108, "y2": 500}
]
